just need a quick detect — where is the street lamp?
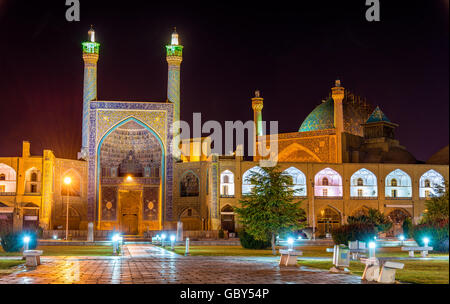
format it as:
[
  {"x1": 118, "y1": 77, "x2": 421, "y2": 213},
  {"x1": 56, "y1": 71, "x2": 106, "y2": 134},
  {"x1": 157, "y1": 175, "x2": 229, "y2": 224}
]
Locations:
[
  {"x1": 423, "y1": 237, "x2": 430, "y2": 248},
  {"x1": 368, "y1": 241, "x2": 376, "y2": 258},
  {"x1": 63, "y1": 176, "x2": 72, "y2": 241}
]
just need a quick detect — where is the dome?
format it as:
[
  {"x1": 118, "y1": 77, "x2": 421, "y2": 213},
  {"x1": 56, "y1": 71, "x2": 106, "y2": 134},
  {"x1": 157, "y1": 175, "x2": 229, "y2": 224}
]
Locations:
[
  {"x1": 427, "y1": 145, "x2": 449, "y2": 165},
  {"x1": 299, "y1": 91, "x2": 374, "y2": 136}
]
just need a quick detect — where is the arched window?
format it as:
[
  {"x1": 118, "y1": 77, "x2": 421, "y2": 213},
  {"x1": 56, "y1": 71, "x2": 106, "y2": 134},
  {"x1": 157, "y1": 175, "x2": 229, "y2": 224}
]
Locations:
[
  {"x1": 0, "y1": 163, "x2": 17, "y2": 193},
  {"x1": 385, "y1": 169, "x2": 412, "y2": 198},
  {"x1": 282, "y1": 167, "x2": 307, "y2": 197},
  {"x1": 350, "y1": 168, "x2": 378, "y2": 198},
  {"x1": 317, "y1": 207, "x2": 341, "y2": 235},
  {"x1": 419, "y1": 169, "x2": 445, "y2": 198},
  {"x1": 180, "y1": 171, "x2": 199, "y2": 197},
  {"x1": 25, "y1": 168, "x2": 41, "y2": 193},
  {"x1": 314, "y1": 168, "x2": 343, "y2": 197},
  {"x1": 221, "y1": 205, "x2": 235, "y2": 232},
  {"x1": 220, "y1": 170, "x2": 235, "y2": 197},
  {"x1": 242, "y1": 166, "x2": 266, "y2": 195}
]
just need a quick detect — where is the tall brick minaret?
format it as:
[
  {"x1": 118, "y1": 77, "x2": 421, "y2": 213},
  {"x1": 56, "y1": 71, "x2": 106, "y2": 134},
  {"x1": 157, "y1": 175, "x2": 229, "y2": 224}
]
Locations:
[
  {"x1": 332, "y1": 79, "x2": 345, "y2": 163},
  {"x1": 166, "y1": 28, "x2": 183, "y2": 160},
  {"x1": 79, "y1": 26, "x2": 100, "y2": 160}
]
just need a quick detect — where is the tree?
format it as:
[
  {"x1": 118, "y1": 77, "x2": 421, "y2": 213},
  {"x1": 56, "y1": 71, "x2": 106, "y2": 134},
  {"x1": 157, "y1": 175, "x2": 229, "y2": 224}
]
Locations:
[
  {"x1": 347, "y1": 208, "x2": 392, "y2": 233},
  {"x1": 422, "y1": 182, "x2": 449, "y2": 224},
  {"x1": 234, "y1": 166, "x2": 306, "y2": 255}
]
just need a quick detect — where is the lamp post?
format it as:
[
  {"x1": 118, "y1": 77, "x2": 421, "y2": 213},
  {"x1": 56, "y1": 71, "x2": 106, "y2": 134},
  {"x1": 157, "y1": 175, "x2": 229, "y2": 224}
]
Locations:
[
  {"x1": 161, "y1": 233, "x2": 166, "y2": 247},
  {"x1": 63, "y1": 176, "x2": 72, "y2": 241},
  {"x1": 369, "y1": 241, "x2": 376, "y2": 259},
  {"x1": 185, "y1": 238, "x2": 190, "y2": 256}
]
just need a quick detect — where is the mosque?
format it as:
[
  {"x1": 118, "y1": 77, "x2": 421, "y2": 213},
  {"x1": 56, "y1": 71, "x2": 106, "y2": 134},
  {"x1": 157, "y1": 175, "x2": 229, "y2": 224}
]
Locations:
[{"x1": 0, "y1": 28, "x2": 448, "y2": 239}]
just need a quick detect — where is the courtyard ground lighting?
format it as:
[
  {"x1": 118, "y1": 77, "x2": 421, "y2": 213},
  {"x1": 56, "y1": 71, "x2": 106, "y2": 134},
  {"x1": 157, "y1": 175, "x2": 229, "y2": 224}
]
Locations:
[
  {"x1": 170, "y1": 235, "x2": 175, "y2": 250},
  {"x1": 161, "y1": 233, "x2": 167, "y2": 247},
  {"x1": 23, "y1": 236, "x2": 30, "y2": 251},
  {"x1": 287, "y1": 237, "x2": 294, "y2": 251},
  {"x1": 368, "y1": 241, "x2": 376, "y2": 258},
  {"x1": 423, "y1": 237, "x2": 430, "y2": 247}
]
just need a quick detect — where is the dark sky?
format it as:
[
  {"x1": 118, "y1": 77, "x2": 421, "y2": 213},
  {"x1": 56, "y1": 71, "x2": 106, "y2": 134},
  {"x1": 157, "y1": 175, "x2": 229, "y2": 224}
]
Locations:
[{"x1": 0, "y1": 0, "x2": 448, "y2": 161}]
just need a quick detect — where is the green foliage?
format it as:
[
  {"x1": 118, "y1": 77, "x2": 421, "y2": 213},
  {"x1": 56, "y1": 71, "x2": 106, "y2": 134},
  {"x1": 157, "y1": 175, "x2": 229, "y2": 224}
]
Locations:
[
  {"x1": 331, "y1": 223, "x2": 377, "y2": 245},
  {"x1": 235, "y1": 166, "x2": 306, "y2": 253},
  {"x1": 239, "y1": 230, "x2": 271, "y2": 249},
  {"x1": 412, "y1": 219, "x2": 449, "y2": 253},
  {"x1": 347, "y1": 208, "x2": 392, "y2": 233},
  {"x1": 402, "y1": 217, "x2": 413, "y2": 238},
  {"x1": 0, "y1": 230, "x2": 38, "y2": 252},
  {"x1": 218, "y1": 230, "x2": 224, "y2": 239},
  {"x1": 422, "y1": 182, "x2": 449, "y2": 224}
]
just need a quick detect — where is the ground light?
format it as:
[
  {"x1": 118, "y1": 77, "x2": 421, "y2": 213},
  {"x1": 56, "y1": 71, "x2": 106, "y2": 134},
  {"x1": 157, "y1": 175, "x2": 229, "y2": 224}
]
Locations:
[
  {"x1": 170, "y1": 235, "x2": 176, "y2": 250},
  {"x1": 161, "y1": 233, "x2": 167, "y2": 247},
  {"x1": 368, "y1": 241, "x2": 376, "y2": 258},
  {"x1": 112, "y1": 234, "x2": 121, "y2": 255},
  {"x1": 423, "y1": 237, "x2": 430, "y2": 247},
  {"x1": 23, "y1": 236, "x2": 30, "y2": 251},
  {"x1": 53, "y1": 235, "x2": 58, "y2": 240},
  {"x1": 287, "y1": 237, "x2": 294, "y2": 251},
  {"x1": 399, "y1": 235, "x2": 405, "y2": 241}
]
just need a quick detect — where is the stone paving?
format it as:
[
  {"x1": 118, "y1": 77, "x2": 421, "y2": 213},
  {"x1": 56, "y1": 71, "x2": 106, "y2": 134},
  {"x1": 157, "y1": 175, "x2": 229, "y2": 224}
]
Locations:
[{"x1": 0, "y1": 245, "x2": 362, "y2": 284}]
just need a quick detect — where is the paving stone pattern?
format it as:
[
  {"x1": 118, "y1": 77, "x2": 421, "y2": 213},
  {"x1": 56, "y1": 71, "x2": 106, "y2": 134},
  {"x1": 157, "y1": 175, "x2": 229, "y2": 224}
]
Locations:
[{"x1": 0, "y1": 245, "x2": 361, "y2": 284}]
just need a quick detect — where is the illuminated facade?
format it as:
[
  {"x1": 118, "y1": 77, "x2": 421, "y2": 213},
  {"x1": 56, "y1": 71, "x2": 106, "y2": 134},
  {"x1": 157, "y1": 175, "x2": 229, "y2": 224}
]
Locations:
[{"x1": 0, "y1": 28, "x2": 448, "y2": 239}]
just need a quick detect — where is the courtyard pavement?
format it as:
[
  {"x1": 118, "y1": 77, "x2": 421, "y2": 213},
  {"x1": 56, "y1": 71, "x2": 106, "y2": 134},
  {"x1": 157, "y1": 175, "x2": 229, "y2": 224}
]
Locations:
[{"x1": 0, "y1": 244, "x2": 363, "y2": 284}]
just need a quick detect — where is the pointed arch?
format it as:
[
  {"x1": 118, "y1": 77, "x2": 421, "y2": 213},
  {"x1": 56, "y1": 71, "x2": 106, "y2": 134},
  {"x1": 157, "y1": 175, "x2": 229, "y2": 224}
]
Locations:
[
  {"x1": 180, "y1": 170, "x2": 199, "y2": 197},
  {"x1": 220, "y1": 170, "x2": 235, "y2": 197},
  {"x1": 385, "y1": 169, "x2": 412, "y2": 198},
  {"x1": 96, "y1": 116, "x2": 166, "y2": 217},
  {"x1": 278, "y1": 143, "x2": 321, "y2": 162},
  {"x1": 419, "y1": 169, "x2": 445, "y2": 198},
  {"x1": 242, "y1": 166, "x2": 266, "y2": 195},
  {"x1": 0, "y1": 163, "x2": 16, "y2": 193},
  {"x1": 350, "y1": 168, "x2": 378, "y2": 198},
  {"x1": 314, "y1": 167, "x2": 342, "y2": 197},
  {"x1": 282, "y1": 167, "x2": 307, "y2": 196},
  {"x1": 317, "y1": 206, "x2": 341, "y2": 235}
]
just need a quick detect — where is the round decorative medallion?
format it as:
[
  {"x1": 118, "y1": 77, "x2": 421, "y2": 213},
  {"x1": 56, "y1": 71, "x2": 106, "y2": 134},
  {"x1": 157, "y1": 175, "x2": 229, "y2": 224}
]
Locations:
[
  {"x1": 106, "y1": 201, "x2": 112, "y2": 210},
  {"x1": 147, "y1": 201, "x2": 154, "y2": 210}
]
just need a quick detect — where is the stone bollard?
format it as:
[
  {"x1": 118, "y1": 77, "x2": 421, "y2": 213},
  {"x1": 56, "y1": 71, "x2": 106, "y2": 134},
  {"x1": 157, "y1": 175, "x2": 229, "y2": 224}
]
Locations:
[{"x1": 185, "y1": 238, "x2": 190, "y2": 256}]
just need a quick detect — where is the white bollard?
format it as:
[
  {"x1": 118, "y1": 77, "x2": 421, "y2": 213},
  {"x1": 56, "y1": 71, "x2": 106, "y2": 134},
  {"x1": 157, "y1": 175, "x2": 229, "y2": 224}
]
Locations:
[{"x1": 185, "y1": 238, "x2": 190, "y2": 256}]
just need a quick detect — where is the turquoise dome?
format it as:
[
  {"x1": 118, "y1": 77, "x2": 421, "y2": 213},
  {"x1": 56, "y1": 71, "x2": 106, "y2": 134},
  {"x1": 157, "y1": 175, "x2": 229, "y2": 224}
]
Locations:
[{"x1": 299, "y1": 98, "x2": 334, "y2": 132}]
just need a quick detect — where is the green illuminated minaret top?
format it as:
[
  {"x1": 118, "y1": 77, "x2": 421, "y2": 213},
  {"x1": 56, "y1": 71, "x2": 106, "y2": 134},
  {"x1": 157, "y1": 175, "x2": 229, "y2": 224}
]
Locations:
[
  {"x1": 82, "y1": 26, "x2": 100, "y2": 55},
  {"x1": 165, "y1": 27, "x2": 183, "y2": 59}
]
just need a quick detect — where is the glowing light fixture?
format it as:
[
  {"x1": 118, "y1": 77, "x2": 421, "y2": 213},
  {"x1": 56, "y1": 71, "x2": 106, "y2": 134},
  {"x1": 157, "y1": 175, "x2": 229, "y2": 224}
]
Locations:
[
  {"x1": 23, "y1": 236, "x2": 30, "y2": 244},
  {"x1": 161, "y1": 233, "x2": 166, "y2": 240},
  {"x1": 126, "y1": 175, "x2": 133, "y2": 182},
  {"x1": 423, "y1": 237, "x2": 430, "y2": 247},
  {"x1": 64, "y1": 176, "x2": 72, "y2": 185},
  {"x1": 369, "y1": 242, "x2": 376, "y2": 249},
  {"x1": 53, "y1": 235, "x2": 58, "y2": 240},
  {"x1": 399, "y1": 235, "x2": 405, "y2": 241},
  {"x1": 170, "y1": 235, "x2": 176, "y2": 242}
]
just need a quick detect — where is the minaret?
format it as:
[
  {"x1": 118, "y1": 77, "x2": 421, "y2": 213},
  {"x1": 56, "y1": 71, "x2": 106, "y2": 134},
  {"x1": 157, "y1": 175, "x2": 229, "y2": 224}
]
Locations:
[
  {"x1": 166, "y1": 28, "x2": 183, "y2": 130},
  {"x1": 80, "y1": 26, "x2": 100, "y2": 160},
  {"x1": 332, "y1": 79, "x2": 345, "y2": 163},
  {"x1": 251, "y1": 90, "x2": 264, "y2": 159}
]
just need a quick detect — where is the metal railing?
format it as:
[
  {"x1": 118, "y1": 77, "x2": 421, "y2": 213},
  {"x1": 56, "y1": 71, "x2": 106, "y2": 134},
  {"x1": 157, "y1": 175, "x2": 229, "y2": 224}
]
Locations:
[
  {"x1": 350, "y1": 196, "x2": 378, "y2": 200},
  {"x1": 0, "y1": 192, "x2": 16, "y2": 196}
]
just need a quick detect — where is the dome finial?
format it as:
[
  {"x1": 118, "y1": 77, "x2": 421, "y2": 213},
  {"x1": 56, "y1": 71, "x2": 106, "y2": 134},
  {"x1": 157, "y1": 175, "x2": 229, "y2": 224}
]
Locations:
[
  {"x1": 88, "y1": 25, "x2": 95, "y2": 42},
  {"x1": 335, "y1": 78, "x2": 341, "y2": 87},
  {"x1": 255, "y1": 90, "x2": 261, "y2": 98},
  {"x1": 171, "y1": 27, "x2": 179, "y2": 45}
]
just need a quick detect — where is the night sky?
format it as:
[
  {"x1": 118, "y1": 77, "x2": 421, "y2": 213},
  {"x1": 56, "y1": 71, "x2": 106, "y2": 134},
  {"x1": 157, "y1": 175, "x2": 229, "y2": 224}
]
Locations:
[{"x1": 0, "y1": 0, "x2": 448, "y2": 161}]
